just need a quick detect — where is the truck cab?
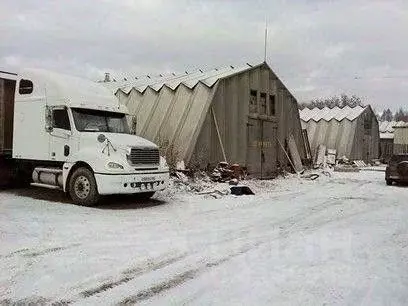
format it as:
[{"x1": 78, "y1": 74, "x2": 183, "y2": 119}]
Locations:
[{"x1": 1, "y1": 69, "x2": 169, "y2": 205}]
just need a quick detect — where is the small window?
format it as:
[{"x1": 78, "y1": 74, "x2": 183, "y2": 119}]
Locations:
[
  {"x1": 52, "y1": 109, "x2": 71, "y2": 130},
  {"x1": 249, "y1": 89, "x2": 257, "y2": 113},
  {"x1": 269, "y1": 95, "x2": 276, "y2": 116},
  {"x1": 19, "y1": 79, "x2": 33, "y2": 95},
  {"x1": 250, "y1": 90, "x2": 257, "y2": 105},
  {"x1": 260, "y1": 93, "x2": 267, "y2": 114}
]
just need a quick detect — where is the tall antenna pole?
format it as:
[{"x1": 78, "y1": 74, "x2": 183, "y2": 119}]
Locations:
[{"x1": 264, "y1": 17, "x2": 268, "y2": 63}]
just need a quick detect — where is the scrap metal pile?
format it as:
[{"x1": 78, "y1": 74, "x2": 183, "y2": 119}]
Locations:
[{"x1": 210, "y1": 162, "x2": 246, "y2": 184}]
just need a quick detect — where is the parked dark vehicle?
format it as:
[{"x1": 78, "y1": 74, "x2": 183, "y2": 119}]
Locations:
[{"x1": 385, "y1": 154, "x2": 408, "y2": 185}]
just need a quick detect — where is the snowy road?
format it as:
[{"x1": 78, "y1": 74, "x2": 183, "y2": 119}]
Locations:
[{"x1": 1, "y1": 170, "x2": 408, "y2": 305}]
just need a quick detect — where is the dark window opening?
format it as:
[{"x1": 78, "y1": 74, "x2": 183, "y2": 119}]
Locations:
[
  {"x1": 269, "y1": 95, "x2": 276, "y2": 116},
  {"x1": 19, "y1": 79, "x2": 33, "y2": 95},
  {"x1": 249, "y1": 89, "x2": 257, "y2": 113},
  {"x1": 250, "y1": 90, "x2": 257, "y2": 105},
  {"x1": 260, "y1": 92, "x2": 267, "y2": 114},
  {"x1": 52, "y1": 109, "x2": 71, "y2": 130}
]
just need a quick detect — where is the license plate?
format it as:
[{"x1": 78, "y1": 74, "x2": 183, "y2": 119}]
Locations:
[{"x1": 141, "y1": 177, "x2": 156, "y2": 182}]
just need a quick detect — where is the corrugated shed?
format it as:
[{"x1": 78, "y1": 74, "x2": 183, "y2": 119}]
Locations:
[
  {"x1": 394, "y1": 124, "x2": 408, "y2": 153},
  {"x1": 379, "y1": 121, "x2": 407, "y2": 133},
  {"x1": 111, "y1": 62, "x2": 305, "y2": 176},
  {"x1": 394, "y1": 123, "x2": 408, "y2": 143},
  {"x1": 300, "y1": 105, "x2": 379, "y2": 160},
  {"x1": 378, "y1": 121, "x2": 408, "y2": 140},
  {"x1": 110, "y1": 63, "x2": 264, "y2": 164},
  {"x1": 299, "y1": 105, "x2": 366, "y2": 122}
]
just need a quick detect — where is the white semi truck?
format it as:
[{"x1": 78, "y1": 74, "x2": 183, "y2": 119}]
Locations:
[{"x1": 0, "y1": 69, "x2": 169, "y2": 206}]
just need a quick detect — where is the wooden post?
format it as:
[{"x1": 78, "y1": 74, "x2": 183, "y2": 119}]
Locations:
[{"x1": 211, "y1": 107, "x2": 227, "y2": 162}]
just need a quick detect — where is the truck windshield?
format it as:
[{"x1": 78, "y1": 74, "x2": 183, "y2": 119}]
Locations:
[{"x1": 72, "y1": 108, "x2": 130, "y2": 134}]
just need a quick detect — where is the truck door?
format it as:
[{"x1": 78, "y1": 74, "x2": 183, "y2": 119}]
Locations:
[{"x1": 49, "y1": 107, "x2": 72, "y2": 161}]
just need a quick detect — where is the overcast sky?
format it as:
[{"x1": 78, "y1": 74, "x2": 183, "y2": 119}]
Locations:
[{"x1": 1, "y1": 0, "x2": 407, "y2": 111}]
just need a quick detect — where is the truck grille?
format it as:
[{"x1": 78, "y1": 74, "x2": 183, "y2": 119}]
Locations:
[{"x1": 128, "y1": 148, "x2": 160, "y2": 166}]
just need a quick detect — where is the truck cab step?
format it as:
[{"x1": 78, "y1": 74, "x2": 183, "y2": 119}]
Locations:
[{"x1": 30, "y1": 182, "x2": 62, "y2": 190}]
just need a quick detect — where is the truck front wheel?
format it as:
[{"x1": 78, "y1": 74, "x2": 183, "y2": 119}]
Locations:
[{"x1": 69, "y1": 168, "x2": 99, "y2": 206}]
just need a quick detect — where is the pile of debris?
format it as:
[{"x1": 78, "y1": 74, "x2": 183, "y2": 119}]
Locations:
[
  {"x1": 312, "y1": 143, "x2": 383, "y2": 172},
  {"x1": 210, "y1": 162, "x2": 246, "y2": 184},
  {"x1": 169, "y1": 161, "x2": 255, "y2": 198}
]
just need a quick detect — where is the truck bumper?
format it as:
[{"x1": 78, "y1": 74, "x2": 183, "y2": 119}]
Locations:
[{"x1": 94, "y1": 171, "x2": 170, "y2": 195}]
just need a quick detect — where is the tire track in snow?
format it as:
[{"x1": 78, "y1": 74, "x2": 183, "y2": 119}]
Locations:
[
  {"x1": 63, "y1": 253, "x2": 188, "y2": 303},
  {"x1": 117, "y1": 178, "x2": 379, "y2": 304},
  {"x1": 3, "y1": 244, "x2": 80, "y2": 259},
  {"x1": 117, "y1": 241, "x2": 264, "y2": 305}
]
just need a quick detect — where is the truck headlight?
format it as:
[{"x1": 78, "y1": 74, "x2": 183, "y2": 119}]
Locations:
[
  {"x1": 160, "y1": 156, "x2": 168, "y2": 168},
  {"x1": 107, "y1": 162, "x2": 124, "y2": 169}
]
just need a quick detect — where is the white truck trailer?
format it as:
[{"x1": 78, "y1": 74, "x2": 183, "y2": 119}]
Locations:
[{"x1": 0, "y1": 69, "x2": 169, "y2": 205}]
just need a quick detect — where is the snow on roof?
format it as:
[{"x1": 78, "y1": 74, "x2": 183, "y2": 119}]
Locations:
[
  {"x1": 380, "y1": 132, "x2": 394, "y2": 139},
  {"x1": 299, "y1": 105, "x2": 367, "y2": 122},
  {"x1": 102, "y1": 62, "x2": 262, "y2": 94},
  {"x1": 393, "y1": 122, "x2": 408, "y2": 129},
  {"x1": 379, "y1": 121, "x2": 408, "y2": 133}
]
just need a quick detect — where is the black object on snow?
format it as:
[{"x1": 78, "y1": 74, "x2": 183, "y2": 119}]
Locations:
[{"x1": 230, "y1": 185, "x2": 255, "y2": 196}]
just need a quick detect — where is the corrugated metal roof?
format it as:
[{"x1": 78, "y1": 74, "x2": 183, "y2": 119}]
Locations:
[
  {"x1": 379, "y1": 121, "x2": 408, "y2": 133},
  {"x1": 102, "y1": 63, "x2": 260, "y2": 94},
  {"x1": 393, "y1": 122, "x2": 408, "y2": 128},
  {"x1": 299, "y1": 105, "x2": 367, "y2": 122}
]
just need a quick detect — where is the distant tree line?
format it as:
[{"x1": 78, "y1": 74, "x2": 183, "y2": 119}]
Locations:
[
  {"x1": 379, "y1": 108, "x2": 408, "y2": 122},
  {"x1": 298, "y1": 94, "x2": 365, "y2": 110}
]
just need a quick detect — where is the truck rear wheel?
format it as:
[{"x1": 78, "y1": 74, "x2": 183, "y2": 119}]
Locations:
[{"x1": 69, "y1": 168, "x2": 99, "y2": 206}]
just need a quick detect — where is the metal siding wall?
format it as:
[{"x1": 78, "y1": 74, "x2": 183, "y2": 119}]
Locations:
[
  {"x1": 224, "y1": 78, "x2": 235, "y2": 161},
  {"x1": 140, "y1": 88, "x2": 165, "y2": 137},
  {"x1": 371, "y1": 115, "x2": 380, "y2": 159},
  {"x1": 118, "y1": 89, "x2": 143, "y2": 119},
  {"x1": 305, "y1": 120, "x2": 318, "y2": 156},
  {"x1": 325, "y1": 120, "x2": 338, "y2": 150},
  {"x1": 157, "y1": 84, "x2": 191, "y2": 145},
  {"x1": 144, "y1": 86, "x2": 175, "y2": 142},
  {"x1": 191, "y1": 110, "x2": 212, "y2": 168},
  {"x1": 341, "y1": 120, "x2": 355, "y2": 158},
  {"x1": 212, "y1": 79, "x2": 226, "y2": 163},
  {"x1": 134, "y1": 88, "x2": 159, "y2": 135},
  {"x1": 394, "y1": 128, "x2": 408, "y2": 154},
  {"x1": 237, "y1": 72, "x2": 249, "y2": 164},
  {"x1": 289, "y1": 97, "x2": 306, "y2": 158},
  {"x1": 277, "y1": 88, "x2": 287, "y2": 164},
  {"x1": 350, "y1": 118, "x2": 363, "y2": 160},
  {"x1": 302, "y1": 119, "x2": 357, "y2": 159},
  {"x1": 174, "y1": 83, "x2": 212, "y2": 161}
]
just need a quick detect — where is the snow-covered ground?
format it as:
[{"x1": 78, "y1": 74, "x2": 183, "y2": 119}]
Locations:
[{"x1": 1, "y1": 170, "x2": 408, "y2": 305}]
